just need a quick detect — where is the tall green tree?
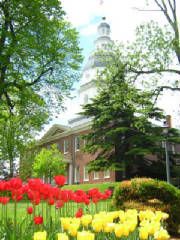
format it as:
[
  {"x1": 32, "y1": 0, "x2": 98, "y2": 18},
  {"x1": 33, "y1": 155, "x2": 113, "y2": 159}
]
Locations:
[
  {"x1": 0, "y1": 0, "x2": 82, "y2": 178},
  {"x1": 0, "y1": 0, "x2": 82, "y2": 116},
  {"x1": 33, "y1": 144, "x2": 66, "y2": 183},
  {"x1": 0, "y1": 94, "x2": 49, "y2": 178},
  {"x1": 80, "y1": 63, "x2": 180, "y2": 180}
]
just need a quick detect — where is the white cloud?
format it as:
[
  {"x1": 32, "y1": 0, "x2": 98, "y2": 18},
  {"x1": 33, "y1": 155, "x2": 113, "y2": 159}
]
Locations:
[
  {"x1": 80, "y1": 24, "x2": 98, "y2": 36},
  {"x1": 61, "y1": 0, "x2": 103, "y2": 27},
  {"x1": 61, "y1": 0, "x2": 170, "y2": 41}
]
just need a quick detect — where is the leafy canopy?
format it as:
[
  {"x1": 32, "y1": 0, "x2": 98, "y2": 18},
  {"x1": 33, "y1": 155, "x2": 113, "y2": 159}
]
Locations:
[
  {"x1": 0, "y1": 0, "x2": 83, "y2": 115},
  {"x1": 33, "y1": 144, "x2": 66, "y2": 182}
]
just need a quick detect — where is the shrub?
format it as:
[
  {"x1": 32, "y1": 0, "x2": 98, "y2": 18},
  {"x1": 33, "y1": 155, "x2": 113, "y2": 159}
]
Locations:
[{"x1": 113, "y1": 178, "x2": 180, "y2": 235}]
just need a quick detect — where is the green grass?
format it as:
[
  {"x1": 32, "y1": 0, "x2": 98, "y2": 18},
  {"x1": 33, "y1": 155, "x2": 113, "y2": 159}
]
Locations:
[
  {"x1": 62, "y1": 182, "x2": 120, "y2": 192},
  {"x1": 1, "y1": 199, "x2": 112, "y2": 223}
]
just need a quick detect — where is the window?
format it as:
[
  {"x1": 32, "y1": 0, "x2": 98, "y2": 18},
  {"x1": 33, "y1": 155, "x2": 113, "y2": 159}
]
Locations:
[
  {"x1": 85, "y1": 73, "x2": 90, "y2": 79},
  {"x1": 75, "y1": 166, "x2": 80, "y2": 183},
  {"x1": 55, "y1": 142, "x2": 61, "y2": 151},
  {"x1": 94, "y1": 171, "x2": 99, "y2": 179},
  {"x1": 84, "y1": 166, "x2": 89, "y2": 181},
  {"x1": 84, "y1": 138, "x2": 88, "y2": 146},
  {"x1": 171, "y1": 145, "x2": 175, "y2": 154},
  {"x1": 104, "y1": 170, "x2": 110, "y2": 178},
  {"x1": 75, "y1": 136, "x2": 80, "y2": 151},
  {"x1": 64, "y1": 139, "x2": 69, "y2": 154},
  {"x1": 84, "y1": 94, "x2": 88, "y2": 104}
]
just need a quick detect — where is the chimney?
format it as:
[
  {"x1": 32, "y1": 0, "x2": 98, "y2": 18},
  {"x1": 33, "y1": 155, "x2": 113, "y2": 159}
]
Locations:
[{"x1": 166, "y1": 115, "x2": 172, "y2": 128}]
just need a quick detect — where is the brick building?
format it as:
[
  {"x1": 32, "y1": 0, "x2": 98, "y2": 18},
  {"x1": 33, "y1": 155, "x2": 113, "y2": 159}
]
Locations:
[
  {"x1": 37, "y1": 18, "x2": 117, "y2": 185},
  {"x1": 38, "y1": 122, "x2": 116, "y2": 185},
  {"x1": 37, "y1": 18, "x2": 180, "y2": 186}
]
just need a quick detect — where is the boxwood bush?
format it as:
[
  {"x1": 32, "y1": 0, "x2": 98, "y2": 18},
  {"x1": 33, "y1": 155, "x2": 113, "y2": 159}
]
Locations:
[{"x1": 113, "y1": 178, "x2": 180, "y2": 235}]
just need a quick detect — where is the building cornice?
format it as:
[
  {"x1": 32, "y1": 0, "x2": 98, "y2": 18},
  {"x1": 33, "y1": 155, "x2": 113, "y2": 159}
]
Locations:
[{"x1": 37, "y1": 121, "x2": 92, "y2": 146}]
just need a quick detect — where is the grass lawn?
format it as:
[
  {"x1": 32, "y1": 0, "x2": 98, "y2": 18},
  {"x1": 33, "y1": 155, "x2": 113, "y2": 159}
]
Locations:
[
  {"x1": 62, "y1": 182, "x2": 120, "y2": 192},
  {"x1": 1, "y1": 199, "x2": 112, "y2": 223}
]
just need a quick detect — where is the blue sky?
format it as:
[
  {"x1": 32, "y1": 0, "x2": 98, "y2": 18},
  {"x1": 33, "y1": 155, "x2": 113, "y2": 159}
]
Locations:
[{"x1": 37, "y1": 0, "x2": 180, "y2": 138}]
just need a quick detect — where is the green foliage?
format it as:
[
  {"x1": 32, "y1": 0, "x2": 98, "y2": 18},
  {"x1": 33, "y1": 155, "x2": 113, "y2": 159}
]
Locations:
[
  {"x1": 113, "y1": 178, "x2": 180, "y2": 235},
  {"x1": 0, "y1": 95, "x2": 49, "y2": 178},
  {"x1": 80, "y1": 62, "x2": 180, "y2": 179},
  {"x1": 0, "y1": 0, "x2": 82, "y2": 115},
  {"x1": 0, "y1": 0, "x2": 82, "y2": 178},
  {"x1": 33, "y1": 144, "x2": 66, "y2": 183}
]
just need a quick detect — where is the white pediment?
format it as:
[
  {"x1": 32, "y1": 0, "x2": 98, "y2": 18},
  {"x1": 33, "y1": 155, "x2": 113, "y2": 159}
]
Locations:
[{"x1": 40, "y1": 124, "x2": 70, "y2": 140}]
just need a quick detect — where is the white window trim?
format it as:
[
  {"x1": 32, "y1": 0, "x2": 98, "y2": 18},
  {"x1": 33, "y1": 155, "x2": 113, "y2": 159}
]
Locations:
[
  {"x1": 84, "y1": 166, "x2": 89, "y2": 181},
  {"x1": 94, "y1": 171, "x2": 99, "y2": 180},
  {"x1": 104, "y1": 170, "x2": 110, "y2": 179},
  {"x1": 75, "y1": 136, "x2": 80, "y2": 152},
  {"x1": 75, "y1": 166, "x2": 80, "y2": 183},
  {"x1": 64, "y1": 139, "x2": 69, "y2": 154}
]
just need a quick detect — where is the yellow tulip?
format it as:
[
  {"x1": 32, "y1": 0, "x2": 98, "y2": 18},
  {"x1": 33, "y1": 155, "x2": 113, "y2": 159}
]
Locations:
[
  {"x1": 122, "y1": 223, "x2": 129, "y2": 236},
  {"x1": 34, "y1": 231, "x2": 47, "y2": 240},
  {"x1": 104, "y1": 223, "x2": 115, "y2": 233},
  {"x1": 57, "y1": 233, "x2": 69, "y2": 240},
  {"x1": 154, "y1": 228, "x2": 170, "y2": 240},
  {"x1": 60, "y1": 217, "x2": 71, "y2": 230},
  {"x1": 114, "y1": 224, "x2": 124, "y2": 238},
  {"x1": 77, "y1": 231, "x2": 94, "y2": 240},
  {"x1": 139, "y1": 227, "x2": 149, "y2": 240},
  {"x1": 92, "y1": 219, "x2": 103, "y2": 232},
  {"x1": 69, "y1": 224, "x2": 78, "y2": 237},
  {"x1": 81, "y1": 215, "x2": 92, "y2": 227}
]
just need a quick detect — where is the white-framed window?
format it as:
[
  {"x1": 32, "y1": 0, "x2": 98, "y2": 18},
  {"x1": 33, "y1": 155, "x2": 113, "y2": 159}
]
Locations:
[
  {"x1": 75, "y1": 166, "x2": 80, "y2": 183},
  {"x1": 55, "y1": 142, "x2": 61, "y2": 151},
  {"x1": 75, "y1": 136, "x2": 80, "y2": 151},
  {"x1": 84, "y1": 94, "x2": 88, "y2": 104},
  {"x1": 171, "y1": 144, "x2": 175, "y2": 154},
  {"x1": 84, "y1": 138, "x2": 88, "y2": 147},
  {"x1": 64, "y1": 139, "x2": 69, "y2": 154},
  {"x1": 94, "y1": 171, "x2": 99, "y2": 180},
  {"x1": 104, "y1": 169, "x2": 110, "y2": 178},
  {"x1": 84, "y1": 166, "x2": 89, "y2": 181}
]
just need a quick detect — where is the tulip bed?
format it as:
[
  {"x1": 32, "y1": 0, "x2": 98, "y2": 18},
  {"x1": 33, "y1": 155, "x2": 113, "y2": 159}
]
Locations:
[
  {"x1": 0, "y1": 175, "x2": 171, "y2": 240},
  {"x1": 34, "y1": 209, "x2": 170, "y2": 240},
  {"x1": 0, "y1": 175, "x2": 112, "y2": 240}
]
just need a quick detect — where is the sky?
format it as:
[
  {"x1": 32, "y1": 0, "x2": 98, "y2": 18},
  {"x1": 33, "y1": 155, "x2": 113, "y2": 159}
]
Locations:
[{"x1": 37, "y1": 0, "x2": 180, "y2": 138}]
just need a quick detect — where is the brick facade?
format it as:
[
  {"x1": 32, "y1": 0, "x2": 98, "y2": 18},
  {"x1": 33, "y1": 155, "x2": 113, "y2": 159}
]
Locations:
[{"x1": 38, "y1": 125, "x2": 116, "y2": 185}]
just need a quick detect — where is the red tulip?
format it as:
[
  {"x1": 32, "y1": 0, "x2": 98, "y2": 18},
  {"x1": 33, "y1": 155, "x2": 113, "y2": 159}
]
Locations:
[
  {"x1": 9, "y1": 178, "x2": 22, "y2": 190},
  {"x1": 40, "y1": 183, "x2": 52, "y2": 200},
  {"x1": 1, "y1": 197, "x2": 10, "y2": 205},
  {"x1": 75, "y1": 208, "x2": 83, "y2": 218},
  {"x1": 33, "y1": 198, "x2": 40, "y2": 205},
  {"x1": 84, "y1": 198, "x2": 90, "y2": 205},
  {"x1": 104, "y1": 189, "x2": 112, "y2": 198},
  {"x1": 88, "y1": 188, "x2": 99, "y2": 198},
  {"x1": 34, "y1": 216, "x2": 43, "y2": 225},
  {"x1": 56, "y1": 200, "x2": 64, "y2": 209},
  {"x1": 11, "y1": 189, "x2": 23, "y2": 201},
  {"x1": 54, "y1": 175, "x2": 67, "y2": 186},
  {"x1": 27, "y1": 206, "x2": 33, "y2": 214},
  {"x1": 92, "y1": 198, "x2": 99, "y2": 204},
  {"x1": 48, "y1": 197, "x2": 55, "y2": 205},
  {"x1": 28, "y1": 179, "x2": 42, "y2": 191}
]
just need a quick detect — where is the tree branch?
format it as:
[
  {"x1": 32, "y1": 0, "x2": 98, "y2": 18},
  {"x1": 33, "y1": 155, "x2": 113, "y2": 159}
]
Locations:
[
  {"x1": 130, "y1": 67, "x2": 180, "y2": 75},
  {"x1": 27, "y1": 66, "x2": 53, "y2": 86}
]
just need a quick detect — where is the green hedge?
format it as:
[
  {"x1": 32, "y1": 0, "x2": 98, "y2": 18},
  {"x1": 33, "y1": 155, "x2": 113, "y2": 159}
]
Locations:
[{"x1": 113, "y1": 178, "x2": 180, "y2": 235}]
